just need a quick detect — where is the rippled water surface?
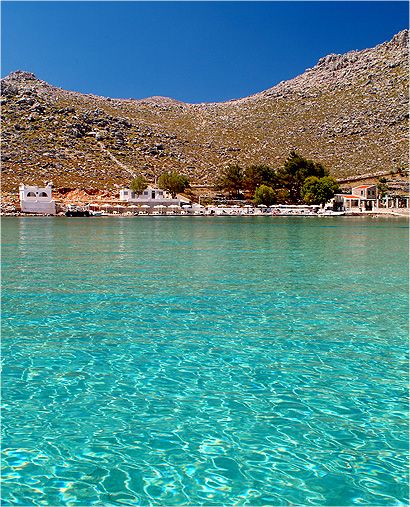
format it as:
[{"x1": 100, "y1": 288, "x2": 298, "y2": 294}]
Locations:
[{"x1": 2, "y1": 216, "x2": 408, "y2": 506}]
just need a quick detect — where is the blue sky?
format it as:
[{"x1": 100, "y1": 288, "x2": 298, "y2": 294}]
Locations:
[{"x1": 1, "y1": 2, "x2": 408, "y2": 103}]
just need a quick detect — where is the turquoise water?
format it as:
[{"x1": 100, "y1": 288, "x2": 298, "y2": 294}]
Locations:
[{"x1": 1, "y1": 216, "x2": 408, "y2": 506}]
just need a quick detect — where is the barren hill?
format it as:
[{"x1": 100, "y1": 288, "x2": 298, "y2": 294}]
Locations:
[{"x1": 1, "y1": 30, "x2": 408, "y2": 192}]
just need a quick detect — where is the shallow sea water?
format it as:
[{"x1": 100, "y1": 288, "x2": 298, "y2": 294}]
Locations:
[{"x1": 1, "y1": 216, "x2": 408, "y2": 506}]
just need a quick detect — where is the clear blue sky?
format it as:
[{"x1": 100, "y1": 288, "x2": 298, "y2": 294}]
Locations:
[{"x1": 1, "y1": 1, "x2": 408, "y2": 103}]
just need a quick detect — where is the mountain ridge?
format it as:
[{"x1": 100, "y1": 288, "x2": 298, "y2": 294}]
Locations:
[{"x1": 1, "y1": 30, "x2": 408, "y2": 192}]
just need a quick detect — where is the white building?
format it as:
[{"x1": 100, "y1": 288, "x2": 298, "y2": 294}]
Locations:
[
  {"x1": 19, "y1": 183, "x2": 56, "y2": 215},
  {"x1": 333, "y1": 185, "x2": 378, "y2": 212},
  {"x1": 119, "y1": 186, "x2": 181, "y2": 207}
]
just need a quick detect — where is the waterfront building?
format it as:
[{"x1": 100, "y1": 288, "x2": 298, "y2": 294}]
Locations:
[
  {"x1": 332, "y1": 184, "x2": 377, "y2": 211},
  {"x1": 19, "y1": 183, "x2": 56, "y2": 215},
  {"x1": 379, "y1": 193, "x2": 409, "y2": 209},
  {"x1": 333, "y1": 194, "x2": 363, "y2": 211},
  {"x1": 331, "y1": 183, "x2": 410, "y2": 211},
  {"x1": 119, "y1": 186, "x2": 182, "y2": 207}
]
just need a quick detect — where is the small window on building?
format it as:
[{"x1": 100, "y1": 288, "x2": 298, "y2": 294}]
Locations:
[
  {"x1": 152, "y1": 191, "x2": 156, "y2": 199},
  {"x1": 124, "y1": 191, "x2": 128, "y2": 195},
  {"x1": 39, "y1": 192, "x2": 48, "y2": 197},
  {"x1": 159, "y1": 191, "x2": 163, "y2": 196},
  {"x1": 131, "y1": 192, "x2": 135, "y2": 198},
  {"x1": 143, "y1": 191, "x2": 148, "y2": 195},
  {"x1": 27, "y1": 192, "x2": 36, "y2": 197}
]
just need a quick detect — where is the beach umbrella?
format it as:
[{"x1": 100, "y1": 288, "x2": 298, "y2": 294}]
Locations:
[
  {"x1": 101, "y1": 203, "x2": 112, "y2": 209},
  {"x1": 154, "y1": 204, "x2": 165, "y2": 209},
  {"x1": 168, "y1": 205, "x2": 180, "y2": 209},
  {"x1": 141, "y1": 204, "x2": 150, "y2": 208},
  {"x1": 258, "y1": 204, "x2": 267, "y2": 208}
]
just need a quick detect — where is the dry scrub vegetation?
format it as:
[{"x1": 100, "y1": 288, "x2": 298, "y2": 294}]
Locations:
[{"x1": 1, "y1": 30, "x2": 408, "y2": 194}]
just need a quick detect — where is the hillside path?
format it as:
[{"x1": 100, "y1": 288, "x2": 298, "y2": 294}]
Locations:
[{"x1": 97, "y1": 141, "x2": 136, "y2": 178}]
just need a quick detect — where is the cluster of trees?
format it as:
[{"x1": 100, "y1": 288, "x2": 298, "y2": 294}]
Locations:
[
  {"x1": 130, "y1": 176, "x2": 149, "y2": 195},
  {"x1": 130, "y1": 171, "x2": 190, "y2": 199},
  {"x1": 301, "y1": 176, "x2": 339, "y2": 205},
  {"x1": 215, "y1": 152, "x2": 339, "y2": 206},
  {"x1": 158, "y1": 172, "x2": 190, "y2": 198},
  {"x1": 129, "y1": 152, "x2": 340, "y2": 206}
]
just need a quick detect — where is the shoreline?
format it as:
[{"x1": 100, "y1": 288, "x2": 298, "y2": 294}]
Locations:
[{"x1": 1, "y1": 210, "x2": 409, "y2": 218}]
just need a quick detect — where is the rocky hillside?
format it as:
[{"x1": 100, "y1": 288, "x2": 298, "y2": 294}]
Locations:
[{"x1": 1, "y1": 30, "x2": 408, "y2": 192}]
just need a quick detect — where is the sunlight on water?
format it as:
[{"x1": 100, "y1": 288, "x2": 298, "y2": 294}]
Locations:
[{"x1": 1, "y1": 216, "x2": 408, "y2": 505}]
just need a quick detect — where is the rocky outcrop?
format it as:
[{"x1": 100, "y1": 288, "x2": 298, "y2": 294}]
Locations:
[{"x1": 1, "y1": 31, "x2": 408, "y2": 191}]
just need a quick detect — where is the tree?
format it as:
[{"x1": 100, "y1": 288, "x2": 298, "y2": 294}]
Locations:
[
  {"x1": 158, "y1": 171, "x2": 190, "y2": 198},
  {"x1": 243, "y1": 165, "x2": 278, "y2": 194},
  {"x1": 277, "y1": 151, "x2": 328, "y2": 202},
  {"x1": 215, "y1": 165, "x2": 244, "y2": 197},
  {"x1": 377, "y1": 178, "x2": 389, "y2": 199},
  {"x1": 130, "y1": 175, "x2": 148, "y2": 196},
  {"x1": 276, "y1": 188, "x2": 290, "y2": 203},
  {"x1": 253, "y1": 185, "x2": 277, "y2": 206},
  {"x1": 301, "y1": 176, "x2": 339, "y2": 205}
]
